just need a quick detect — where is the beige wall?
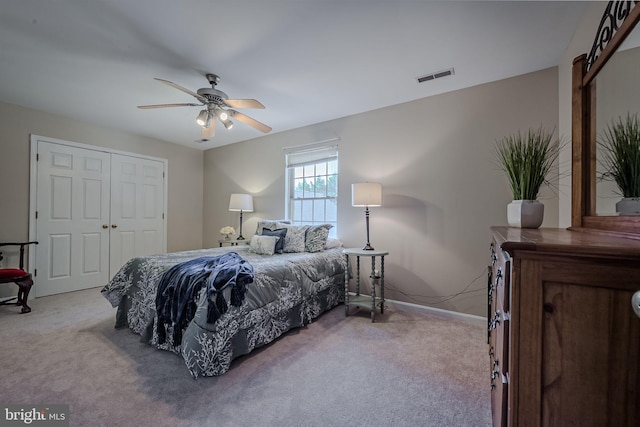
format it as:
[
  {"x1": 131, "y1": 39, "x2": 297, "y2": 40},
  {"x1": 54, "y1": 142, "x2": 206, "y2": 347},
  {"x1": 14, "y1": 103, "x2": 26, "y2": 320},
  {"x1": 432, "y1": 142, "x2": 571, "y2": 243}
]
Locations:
[
  {"x1": 0, "y1": 101, "x2": 204, "y2": 255},
  {"x1": 204, "y1": 67, "x2": 559, "y2": 317}
]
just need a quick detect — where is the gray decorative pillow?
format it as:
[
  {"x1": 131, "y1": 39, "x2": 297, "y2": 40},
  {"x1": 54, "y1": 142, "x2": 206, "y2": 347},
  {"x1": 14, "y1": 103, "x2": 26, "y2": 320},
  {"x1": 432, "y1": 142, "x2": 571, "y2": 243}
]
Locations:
[
  {"x1": 249, "y1": 235, "x2": 280, "y2": 256},
  {"x1": 255, "y1": 219, "x2": 291, "y2": 235},
  {"x1": 305, "y1": 224, "x2": 333, "y2": 252},
  {"x1": 260, "y1": 228, "x2": 287, "y2": 254},
  {"x1": 277, "y1": 223, "x2": 308, "y2": 253}
]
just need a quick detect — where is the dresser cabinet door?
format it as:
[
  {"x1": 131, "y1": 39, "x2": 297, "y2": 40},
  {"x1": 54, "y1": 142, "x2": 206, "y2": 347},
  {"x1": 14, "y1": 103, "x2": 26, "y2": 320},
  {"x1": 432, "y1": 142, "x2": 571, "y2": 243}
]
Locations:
[{"x1": 540, "y1": 268, "x2": 640, "y2": 426}]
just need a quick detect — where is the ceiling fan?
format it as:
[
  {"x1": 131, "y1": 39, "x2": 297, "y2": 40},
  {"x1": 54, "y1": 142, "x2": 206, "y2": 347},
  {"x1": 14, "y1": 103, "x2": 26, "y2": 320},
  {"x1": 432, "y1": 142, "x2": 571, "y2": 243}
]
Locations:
[{"x1": 138, "y1": 73, "x2": 272, "y2": 141}]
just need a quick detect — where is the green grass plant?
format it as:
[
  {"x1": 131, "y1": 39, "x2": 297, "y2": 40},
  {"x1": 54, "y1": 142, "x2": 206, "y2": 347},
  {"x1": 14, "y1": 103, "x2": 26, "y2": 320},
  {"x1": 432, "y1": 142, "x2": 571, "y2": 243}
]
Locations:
[
  {"x1": 598, "y1": 113, "x2": 640, "y2": 198},
  {"x1": 494, "y1": 127, "x2": 561, "y2": 200}
]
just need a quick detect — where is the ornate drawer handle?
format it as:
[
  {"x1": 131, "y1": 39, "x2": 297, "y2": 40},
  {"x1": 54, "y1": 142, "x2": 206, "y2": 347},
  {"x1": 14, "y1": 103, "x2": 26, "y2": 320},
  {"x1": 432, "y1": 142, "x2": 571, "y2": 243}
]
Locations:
[{"x1": 488, "y1": 311, "x2": 501, "y2": 331}]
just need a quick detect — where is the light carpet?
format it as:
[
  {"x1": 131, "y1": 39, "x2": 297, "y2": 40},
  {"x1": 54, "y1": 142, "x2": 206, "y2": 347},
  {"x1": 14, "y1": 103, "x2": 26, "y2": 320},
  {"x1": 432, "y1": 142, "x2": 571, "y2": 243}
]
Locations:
[{"x1": 0, "y1": 288, "x2": 491, "y2": 426}]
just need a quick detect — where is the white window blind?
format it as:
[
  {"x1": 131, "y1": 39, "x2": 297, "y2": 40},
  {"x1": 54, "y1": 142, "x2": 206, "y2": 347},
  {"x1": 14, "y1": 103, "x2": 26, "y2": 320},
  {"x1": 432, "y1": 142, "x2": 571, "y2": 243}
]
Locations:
[{"x1": 285, "y1": 144, "x2": 338, "y2": 167}]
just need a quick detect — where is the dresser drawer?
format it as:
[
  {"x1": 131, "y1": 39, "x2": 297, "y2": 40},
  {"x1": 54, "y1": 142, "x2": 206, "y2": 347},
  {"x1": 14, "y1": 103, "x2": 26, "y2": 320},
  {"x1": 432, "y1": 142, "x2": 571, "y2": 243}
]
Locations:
[{"x1": 492, "y1": 245, "x2": 511, "y2": 312}]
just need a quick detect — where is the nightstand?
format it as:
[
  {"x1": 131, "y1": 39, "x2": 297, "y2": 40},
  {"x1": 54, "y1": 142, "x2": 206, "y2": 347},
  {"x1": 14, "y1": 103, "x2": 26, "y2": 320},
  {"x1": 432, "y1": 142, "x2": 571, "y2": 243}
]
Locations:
[
  {"x1": 218, "y1": 239, "x2": 250, "y2": 247},
  {"x1": 343, "y1": 248, "x2": 388, "y2": 322}
]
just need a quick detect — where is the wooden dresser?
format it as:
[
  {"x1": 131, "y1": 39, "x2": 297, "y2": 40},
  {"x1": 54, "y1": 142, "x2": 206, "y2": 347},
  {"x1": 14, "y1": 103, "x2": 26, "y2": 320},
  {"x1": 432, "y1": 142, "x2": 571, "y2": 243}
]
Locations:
[{"x1": 488, "y1": 226, "x2": 640, "y2": 426}]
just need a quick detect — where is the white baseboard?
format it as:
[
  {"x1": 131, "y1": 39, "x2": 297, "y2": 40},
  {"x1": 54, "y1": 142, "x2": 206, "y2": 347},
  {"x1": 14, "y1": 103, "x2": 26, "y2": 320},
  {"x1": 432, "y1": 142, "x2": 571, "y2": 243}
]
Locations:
[{"x1": 384, "y1": 297, "x2": 487, "y2": 327}]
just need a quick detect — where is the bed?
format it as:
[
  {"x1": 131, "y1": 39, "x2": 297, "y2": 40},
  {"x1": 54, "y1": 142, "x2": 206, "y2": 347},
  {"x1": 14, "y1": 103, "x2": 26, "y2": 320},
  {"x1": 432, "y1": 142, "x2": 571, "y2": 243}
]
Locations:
[{"x1": 101, "y1": 223, "x2": 345, "y2": 378}]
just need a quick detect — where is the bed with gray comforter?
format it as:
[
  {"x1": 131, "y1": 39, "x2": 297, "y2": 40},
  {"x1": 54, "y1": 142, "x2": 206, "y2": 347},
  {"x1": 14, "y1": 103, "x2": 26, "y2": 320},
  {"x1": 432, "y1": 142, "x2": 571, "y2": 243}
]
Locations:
[{"x1": 101, "y1": 245, "x2": 346, "y2": 378}]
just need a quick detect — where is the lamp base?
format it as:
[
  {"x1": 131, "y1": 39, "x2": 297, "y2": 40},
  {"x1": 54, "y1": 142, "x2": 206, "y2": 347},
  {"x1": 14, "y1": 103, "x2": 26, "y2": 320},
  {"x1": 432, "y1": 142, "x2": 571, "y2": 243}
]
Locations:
[
  {"x1": 236, "y1": 235, "x2": 245, "y2": 240},
  {"x1": 362, "y1": 243, "x2": 375, "y2": 251}
]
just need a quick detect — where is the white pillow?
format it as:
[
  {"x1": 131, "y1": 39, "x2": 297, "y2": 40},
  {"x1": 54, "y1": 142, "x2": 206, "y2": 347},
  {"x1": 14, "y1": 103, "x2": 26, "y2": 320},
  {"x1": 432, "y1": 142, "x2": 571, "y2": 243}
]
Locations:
[
  {"x1": 249, "y1": 235, "x2": 280, "y2": 256},
  {"x1": 325, "y1": 238, "x2": 343, "y2": 249}
]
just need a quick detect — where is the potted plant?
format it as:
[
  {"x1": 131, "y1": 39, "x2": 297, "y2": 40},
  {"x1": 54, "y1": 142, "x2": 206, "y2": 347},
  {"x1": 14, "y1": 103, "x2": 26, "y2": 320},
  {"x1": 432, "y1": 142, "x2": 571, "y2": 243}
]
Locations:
[
  {"x1": 598, "y1": 113, "x2": 640, "y2": 215},
  {"x1": 494, "y1": 127, "x2": 561, "y2": 228}
]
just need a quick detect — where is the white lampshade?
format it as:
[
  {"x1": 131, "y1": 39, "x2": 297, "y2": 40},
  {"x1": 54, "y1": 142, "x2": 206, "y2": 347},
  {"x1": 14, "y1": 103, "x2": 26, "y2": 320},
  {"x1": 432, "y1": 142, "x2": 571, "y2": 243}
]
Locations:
[
  {"x1": 229, "y1": 194, "x2": 254, "y2": 212},
  {"x1": 352, "y1": 183, "x2": 382, "y2": 207}
]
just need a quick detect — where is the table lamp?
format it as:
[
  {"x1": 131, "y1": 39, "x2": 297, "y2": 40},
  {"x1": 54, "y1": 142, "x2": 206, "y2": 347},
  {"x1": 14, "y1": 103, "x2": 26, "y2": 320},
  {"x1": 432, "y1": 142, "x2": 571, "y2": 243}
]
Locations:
[
  {"x1": 229, "y1": 194, "x2": 254, "y2": 240},
  {"x1": 352, "y1": 182, "x2": 382, "y2": 250}
]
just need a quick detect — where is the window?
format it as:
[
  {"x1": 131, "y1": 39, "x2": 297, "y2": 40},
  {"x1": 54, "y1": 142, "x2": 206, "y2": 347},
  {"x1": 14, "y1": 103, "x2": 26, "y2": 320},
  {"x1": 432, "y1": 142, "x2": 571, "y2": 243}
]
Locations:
[{"x1": 285, "y1": 144, "x2": 338, "y2": 237}]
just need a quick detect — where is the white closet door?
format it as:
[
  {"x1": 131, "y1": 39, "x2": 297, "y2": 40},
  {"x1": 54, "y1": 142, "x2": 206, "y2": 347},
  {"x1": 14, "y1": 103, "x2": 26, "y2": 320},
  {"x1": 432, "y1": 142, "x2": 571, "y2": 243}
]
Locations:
[
  {"x1": 109, "y1": 154, "x2": 165, "y2": 277},
  {"x1": 35, "y1": 142, "x2": 111, "y2": 296}
]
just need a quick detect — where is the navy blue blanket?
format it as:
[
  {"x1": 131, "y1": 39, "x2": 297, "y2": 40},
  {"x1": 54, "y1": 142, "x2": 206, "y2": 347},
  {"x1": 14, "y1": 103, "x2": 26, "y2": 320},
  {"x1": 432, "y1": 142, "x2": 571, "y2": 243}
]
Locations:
[{"x1": 156, "y1": 252, "x2": 254, "y2": 345}]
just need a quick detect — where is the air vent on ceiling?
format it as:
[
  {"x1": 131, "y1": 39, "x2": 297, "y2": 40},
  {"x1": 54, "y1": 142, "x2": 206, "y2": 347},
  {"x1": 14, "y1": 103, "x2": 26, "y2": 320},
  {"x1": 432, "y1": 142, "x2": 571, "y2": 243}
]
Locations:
[{"x1": 416, "y1": 68, "x2": 455, "y2": 84}]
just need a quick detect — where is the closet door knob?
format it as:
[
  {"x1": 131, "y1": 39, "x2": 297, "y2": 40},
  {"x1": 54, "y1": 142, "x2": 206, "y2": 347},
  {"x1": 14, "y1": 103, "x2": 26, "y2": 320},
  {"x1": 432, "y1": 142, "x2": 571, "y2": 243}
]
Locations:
[
  {"x1": 102, "y1": 224, "x2": 108, "y2": 229},
  {"x1": 111, "y1": 224, "x2": 118, "y2": 228},
  {"x1": 632, "y1": 291, "x2": 640, "y2": 319}
]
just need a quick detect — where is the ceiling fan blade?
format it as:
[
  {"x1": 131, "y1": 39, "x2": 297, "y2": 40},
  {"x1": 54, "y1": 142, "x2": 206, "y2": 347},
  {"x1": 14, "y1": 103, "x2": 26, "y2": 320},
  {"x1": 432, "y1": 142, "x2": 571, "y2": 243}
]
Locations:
[
  {"x1": 229, "y1": 110, "x2": 272, "y2": 133},
  {"x1": 138, "y1": 103, "x2": 201, "y2": 109},
  {"x1": 223, "y1": 99, "x2": 265, "y2": 109},
  {"x1": 155, "y1": 78, "x2": 208, "y2": 103},
  {"x1": 201, "y1": 120, "x2": 216, "y2": 138}
]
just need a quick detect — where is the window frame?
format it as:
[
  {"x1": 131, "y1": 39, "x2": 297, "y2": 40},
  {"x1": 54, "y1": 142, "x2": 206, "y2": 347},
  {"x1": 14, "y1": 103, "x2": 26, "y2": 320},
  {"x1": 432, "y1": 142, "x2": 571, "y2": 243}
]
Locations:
[{"x1": 285, "y1": 144, "x2": 338, "y2": 237}]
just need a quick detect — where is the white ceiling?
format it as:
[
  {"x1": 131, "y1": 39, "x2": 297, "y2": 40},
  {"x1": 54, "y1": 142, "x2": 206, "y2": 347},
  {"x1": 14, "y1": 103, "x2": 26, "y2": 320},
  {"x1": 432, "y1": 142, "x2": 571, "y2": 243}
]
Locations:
[{"x1": 0, "y1": 1, "x2": 591, "y2": 150}]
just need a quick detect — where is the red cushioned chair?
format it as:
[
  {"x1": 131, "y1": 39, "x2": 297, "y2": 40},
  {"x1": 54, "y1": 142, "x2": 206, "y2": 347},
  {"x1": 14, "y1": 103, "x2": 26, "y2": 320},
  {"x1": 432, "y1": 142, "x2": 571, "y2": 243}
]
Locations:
[{"x1": 0, "y1": 241, "x2": 38, "y2": 313}]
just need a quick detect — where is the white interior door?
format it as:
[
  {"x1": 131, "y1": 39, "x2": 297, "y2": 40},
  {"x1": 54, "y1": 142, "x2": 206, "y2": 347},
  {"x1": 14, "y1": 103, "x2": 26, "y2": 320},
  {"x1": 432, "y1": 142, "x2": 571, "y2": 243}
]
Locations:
[
  {"x1": 35, "y1": 142, "x2": 111, "y2": 296},
  {"x1": 109, "y1": 154, "x2": 165, "y2": 277},
  {"x1": 30, "y1": 136, "x2": 167, "y2": 297}
]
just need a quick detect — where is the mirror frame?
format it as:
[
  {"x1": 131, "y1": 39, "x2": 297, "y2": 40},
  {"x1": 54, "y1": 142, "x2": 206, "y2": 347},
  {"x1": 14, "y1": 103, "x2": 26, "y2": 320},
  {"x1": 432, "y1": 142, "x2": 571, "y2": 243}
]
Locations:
[{"x1": 571, "y1": 1, "x2": 640, "y2": 238}]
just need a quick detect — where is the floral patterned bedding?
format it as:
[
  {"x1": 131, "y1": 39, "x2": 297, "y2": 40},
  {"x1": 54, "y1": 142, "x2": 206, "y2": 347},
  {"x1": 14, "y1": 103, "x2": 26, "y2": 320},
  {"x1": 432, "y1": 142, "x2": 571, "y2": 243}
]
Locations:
[{"x1": 101, "y1": 246, "x2": 346, "y2": 378}]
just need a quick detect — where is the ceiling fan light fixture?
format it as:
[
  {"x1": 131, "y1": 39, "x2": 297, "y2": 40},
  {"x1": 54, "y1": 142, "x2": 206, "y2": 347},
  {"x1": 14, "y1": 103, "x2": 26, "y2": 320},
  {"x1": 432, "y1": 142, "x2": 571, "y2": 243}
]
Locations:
[
  {"x1": 141, "y1": 74, "x2": 271, "y2": 139},
  {"x1": 215, "y1": 108, "x2": 229, "y2": 121},
  {"x1": 196, "y1": 109, "x2": 208, "y2": 126}
]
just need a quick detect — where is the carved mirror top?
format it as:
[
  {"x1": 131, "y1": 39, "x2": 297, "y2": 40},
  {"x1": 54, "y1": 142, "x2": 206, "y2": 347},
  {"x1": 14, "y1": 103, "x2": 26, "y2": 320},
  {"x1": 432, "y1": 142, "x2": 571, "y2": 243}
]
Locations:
[{"x1": 585, "y1": 0, "x2": 639, "y2": 77}]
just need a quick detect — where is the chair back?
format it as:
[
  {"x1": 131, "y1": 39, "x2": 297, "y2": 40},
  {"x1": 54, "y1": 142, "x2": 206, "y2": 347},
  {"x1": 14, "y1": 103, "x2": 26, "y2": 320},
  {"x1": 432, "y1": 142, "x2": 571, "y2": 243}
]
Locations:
[{"x1": 0, "y1": 242, "x2": 38, "y2": 270}]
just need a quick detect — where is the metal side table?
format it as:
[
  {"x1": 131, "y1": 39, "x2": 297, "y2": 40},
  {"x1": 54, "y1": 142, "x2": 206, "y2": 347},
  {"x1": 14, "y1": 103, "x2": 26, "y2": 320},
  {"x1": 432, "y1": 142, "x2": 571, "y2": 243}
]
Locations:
[
  {"x1": 218, "y1": 239, "x2": 251, "y2": 247},
  {"x1": 343, "y1": 248, "x2": 388, "y2": 322}
]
